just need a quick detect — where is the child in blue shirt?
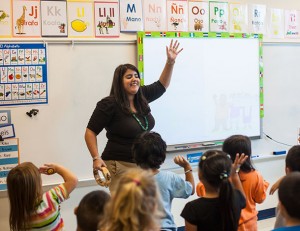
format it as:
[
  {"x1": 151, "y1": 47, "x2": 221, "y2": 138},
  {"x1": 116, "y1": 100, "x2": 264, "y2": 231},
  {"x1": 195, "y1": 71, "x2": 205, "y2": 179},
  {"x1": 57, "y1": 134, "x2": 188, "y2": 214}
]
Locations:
[{"x1": 133, "y1": 131, "x2": 195, "y2": 231}]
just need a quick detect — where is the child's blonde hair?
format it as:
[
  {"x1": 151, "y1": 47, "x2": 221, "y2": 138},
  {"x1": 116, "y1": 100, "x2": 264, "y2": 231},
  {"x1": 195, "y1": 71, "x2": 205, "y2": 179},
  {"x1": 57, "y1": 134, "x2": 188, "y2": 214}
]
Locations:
[
  {"x1": 100, "y1": 169, "x2": 161, "y2": 231},
  {"x1": 7, "y1": 162, "x2": 43, "y2": 231}
]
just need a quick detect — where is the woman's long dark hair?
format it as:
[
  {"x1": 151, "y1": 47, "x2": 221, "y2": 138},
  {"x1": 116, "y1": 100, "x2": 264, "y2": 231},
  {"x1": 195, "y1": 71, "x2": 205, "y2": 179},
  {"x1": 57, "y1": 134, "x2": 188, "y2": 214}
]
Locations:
[
  {"x1": 110, "y1": 64, "x2": 150, "y2": 115},
  {"x1": 222, "y1": 135, "x2": 255, "y2": 172},
  {"x1": 199, "y1": 150, "x2": 238, "y2": 231}
]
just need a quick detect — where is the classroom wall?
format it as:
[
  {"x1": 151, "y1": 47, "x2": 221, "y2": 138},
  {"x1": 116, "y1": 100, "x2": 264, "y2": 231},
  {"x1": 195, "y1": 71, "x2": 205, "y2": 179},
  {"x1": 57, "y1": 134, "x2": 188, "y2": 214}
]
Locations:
[{"x1": 1, "y1": 0, "x2": 300, "y2": 230}]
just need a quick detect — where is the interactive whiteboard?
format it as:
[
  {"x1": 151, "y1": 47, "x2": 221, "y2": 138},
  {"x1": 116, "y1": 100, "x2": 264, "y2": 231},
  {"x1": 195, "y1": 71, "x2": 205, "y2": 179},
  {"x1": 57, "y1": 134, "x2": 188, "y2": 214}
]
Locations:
[{"x1": 138, "y1": 32, "x2": 262, "y2": 147}]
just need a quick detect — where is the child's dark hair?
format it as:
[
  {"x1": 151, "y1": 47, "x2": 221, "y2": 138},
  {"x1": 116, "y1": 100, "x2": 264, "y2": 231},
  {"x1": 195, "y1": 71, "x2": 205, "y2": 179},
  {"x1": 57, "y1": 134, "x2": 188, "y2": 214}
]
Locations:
[
  {"x1": 7, "y1": 162, "x2": 43, "y2": 231},
  {"x1": 132, "y1": 131, "x2": 167, "y2": 169},
  {"x1": 76, "y1": 190, "x2": 110, "y2": 231},
  {"x1": 199, "y1": 150, "x2": 238, "y2": 231},
  {"x1": 286, "y1": 145, "x2": 300, "y2": 172},
  {"x1": 278, "y1": 172, "x2": 300, "y2": 220},
  {"x1": 222, "y1": 135, "x2": 255, "y2": 172}
]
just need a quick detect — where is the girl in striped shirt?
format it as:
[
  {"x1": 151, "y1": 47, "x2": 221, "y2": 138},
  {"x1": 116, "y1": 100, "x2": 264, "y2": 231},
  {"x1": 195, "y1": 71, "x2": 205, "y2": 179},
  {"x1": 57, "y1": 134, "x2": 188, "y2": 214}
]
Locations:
[{"x1": 7, "y1": 162, "x2": 78, "y2": 231}]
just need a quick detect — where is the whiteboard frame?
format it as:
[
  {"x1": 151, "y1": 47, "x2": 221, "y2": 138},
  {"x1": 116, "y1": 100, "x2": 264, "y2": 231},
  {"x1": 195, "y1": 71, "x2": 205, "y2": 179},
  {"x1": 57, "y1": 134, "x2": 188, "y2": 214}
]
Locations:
[{"x1": 137, "y1": 32, "x2": 263, "y2": 150}]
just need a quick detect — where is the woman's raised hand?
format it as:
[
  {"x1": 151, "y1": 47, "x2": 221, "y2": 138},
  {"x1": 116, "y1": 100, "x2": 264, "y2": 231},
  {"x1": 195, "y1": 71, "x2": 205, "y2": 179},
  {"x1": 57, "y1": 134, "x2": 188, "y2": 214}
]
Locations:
[{"x1": 166, "y1": 39, "x2": 183, "y2": 64}]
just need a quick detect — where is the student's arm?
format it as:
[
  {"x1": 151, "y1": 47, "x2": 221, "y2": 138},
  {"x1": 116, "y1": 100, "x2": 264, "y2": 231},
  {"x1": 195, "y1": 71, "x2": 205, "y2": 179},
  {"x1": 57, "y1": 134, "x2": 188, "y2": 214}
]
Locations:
[
  {"x1": 174, "y1": 155, "x2": 195, "y2": 194},
  {"x1": 85, "y1": 128, "x2": 106, "y2": 169},
  {"x1": 269, "y1": 176, "x2": 284, "y2": 195},
  {"x1": 39, "y1": 163, "x2": 78, "y2": 195},
  {"x1": 230, "y1": 153, "x2": 248, "y2": 198},
  {"x1": 159, "y1": 39, "x2": 183, "y2": 89},
  {"x1": 185, "y1": 220, "x2": 198, "y2": 231}
]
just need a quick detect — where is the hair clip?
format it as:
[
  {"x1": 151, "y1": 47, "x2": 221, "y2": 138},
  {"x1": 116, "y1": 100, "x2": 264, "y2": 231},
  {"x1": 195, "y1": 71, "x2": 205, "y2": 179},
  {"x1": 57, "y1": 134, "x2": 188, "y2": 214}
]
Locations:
[
  {"x1": 201, "y1": 156, "x2": 207, "y2": 161},
  {"x1": 220, "y1": 172, "x2": 228, "y2": 180},
  {"x1": 132, "y1": 178, "x2": 141, "y2": 186},
  {"x1": 227, "y1": 154, "x2": 231, "y2": 159}
]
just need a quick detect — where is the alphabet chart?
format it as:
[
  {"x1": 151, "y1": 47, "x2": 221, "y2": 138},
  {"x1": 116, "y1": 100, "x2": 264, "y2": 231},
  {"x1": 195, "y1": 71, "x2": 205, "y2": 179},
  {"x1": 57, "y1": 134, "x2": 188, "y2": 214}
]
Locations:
[{"x1": 0, "y1": 43, "x2": 48, "y2": 106}]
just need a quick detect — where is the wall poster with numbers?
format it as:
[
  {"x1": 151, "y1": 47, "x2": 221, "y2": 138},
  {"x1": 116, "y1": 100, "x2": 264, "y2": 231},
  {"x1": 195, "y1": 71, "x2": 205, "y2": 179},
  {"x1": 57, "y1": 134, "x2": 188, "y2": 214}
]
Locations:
[{"x1": 0, "y1": 43, "x2": 48, "y2": 106}]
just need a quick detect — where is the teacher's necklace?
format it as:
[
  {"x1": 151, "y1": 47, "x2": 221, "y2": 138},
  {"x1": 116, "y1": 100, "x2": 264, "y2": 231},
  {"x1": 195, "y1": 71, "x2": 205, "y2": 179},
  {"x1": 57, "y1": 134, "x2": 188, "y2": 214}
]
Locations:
[{"x1": 132, "y1": 113, "x2": 149, "y2": 131}]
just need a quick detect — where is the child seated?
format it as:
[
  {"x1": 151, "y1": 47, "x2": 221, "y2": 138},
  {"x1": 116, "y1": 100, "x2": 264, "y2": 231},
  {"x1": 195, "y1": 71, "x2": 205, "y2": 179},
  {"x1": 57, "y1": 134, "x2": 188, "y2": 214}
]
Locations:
[{"x1": 75, "y1": 190, "x2": 110, "y2": 231}]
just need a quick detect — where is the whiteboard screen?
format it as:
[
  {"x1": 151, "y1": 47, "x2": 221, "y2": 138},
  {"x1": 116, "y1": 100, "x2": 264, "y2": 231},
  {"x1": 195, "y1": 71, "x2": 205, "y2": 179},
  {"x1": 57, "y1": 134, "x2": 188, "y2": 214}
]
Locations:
[{"x1": 141, "y1": 35, "x2": 261, "y2": 146}]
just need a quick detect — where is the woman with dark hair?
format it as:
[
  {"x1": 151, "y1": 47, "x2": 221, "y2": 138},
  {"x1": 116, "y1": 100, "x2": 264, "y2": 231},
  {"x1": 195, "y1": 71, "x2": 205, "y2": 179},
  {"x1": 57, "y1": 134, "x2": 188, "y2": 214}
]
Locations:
[
  {"x1": 85, "y1": 40, "x2": 183, "y2": 191},
  {"x1": 181, "y1": 150, "x2": 246, "y2": 231}
]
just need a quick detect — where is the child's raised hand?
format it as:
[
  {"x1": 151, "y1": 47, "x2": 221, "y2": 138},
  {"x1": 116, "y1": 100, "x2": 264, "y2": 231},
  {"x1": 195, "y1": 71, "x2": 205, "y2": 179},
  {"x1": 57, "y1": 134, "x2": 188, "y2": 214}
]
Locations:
[
  {"x1": 39, "y1": 164, "x2": 56, "y2": 175},
  {"x1": 269, "y1": 176, "x2": 283, "y2": 195},
  {"x1": 269, "y1": 183, "x2": 279, "y2": 195},
  {"x1": 231, "y1": 153, "x2": 248, "y2": 174},
  {"x1": 174, "y1": 155, "x2": 189, "y2": 168}
]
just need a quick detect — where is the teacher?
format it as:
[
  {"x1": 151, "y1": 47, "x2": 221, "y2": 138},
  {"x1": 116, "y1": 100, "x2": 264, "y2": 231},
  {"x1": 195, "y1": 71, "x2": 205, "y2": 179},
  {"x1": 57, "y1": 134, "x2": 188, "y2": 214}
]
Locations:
[{"x1": 85, "y1": 39, "x2": 183, "y2": 191}]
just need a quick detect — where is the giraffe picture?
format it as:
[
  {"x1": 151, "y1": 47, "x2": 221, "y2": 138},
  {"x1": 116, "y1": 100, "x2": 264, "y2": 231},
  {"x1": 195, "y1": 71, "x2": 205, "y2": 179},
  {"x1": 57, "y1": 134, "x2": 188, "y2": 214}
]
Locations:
[
  {"x1": 13, "y1": 0, "x2": 41, "y2": 37},
  {"x1": 16, "y1": 5, "x2": 26, "y2": 34}
]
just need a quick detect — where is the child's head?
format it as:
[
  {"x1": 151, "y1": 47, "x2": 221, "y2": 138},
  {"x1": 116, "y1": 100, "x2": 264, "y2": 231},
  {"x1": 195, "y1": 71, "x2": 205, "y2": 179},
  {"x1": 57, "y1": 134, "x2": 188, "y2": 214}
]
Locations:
[
  {"x1": 286, "y1": 145, "x2": 300, "y2": 173},
  {"x1": 278, "y1": 172, "x2": 300, "y2": 221},
  {"x1": 100, "y1": 169, "x2": 161, "y2": 231},
  {"x1": 222, "y1": 134, "x2": 254, "y2": 172},
  {"x1": 198, "y1": 150, "x2": 232, "y2": 188},
  {"x1": 75, "y1": 190, "x2": 110, "y2": 231},
  {"x1": 132, "y1": 131, "x2": 167, "y2": 169},
  {"x1": 7, "y1": 162, "x2": 43, "y2": 231}
]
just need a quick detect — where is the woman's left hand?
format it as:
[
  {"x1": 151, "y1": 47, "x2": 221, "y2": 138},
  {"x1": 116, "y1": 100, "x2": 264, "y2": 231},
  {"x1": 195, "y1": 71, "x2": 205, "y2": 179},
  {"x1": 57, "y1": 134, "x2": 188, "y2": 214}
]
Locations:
[{"x1": 166, "y1": 39, "x2": 183, "y2": 64}]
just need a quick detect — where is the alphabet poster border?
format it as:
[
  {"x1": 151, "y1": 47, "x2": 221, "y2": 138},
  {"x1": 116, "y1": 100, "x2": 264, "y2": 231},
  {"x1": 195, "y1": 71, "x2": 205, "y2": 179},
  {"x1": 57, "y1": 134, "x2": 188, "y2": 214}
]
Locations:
[{"x1": 0, "y1": 43, "x2": 48, "y2": 106}]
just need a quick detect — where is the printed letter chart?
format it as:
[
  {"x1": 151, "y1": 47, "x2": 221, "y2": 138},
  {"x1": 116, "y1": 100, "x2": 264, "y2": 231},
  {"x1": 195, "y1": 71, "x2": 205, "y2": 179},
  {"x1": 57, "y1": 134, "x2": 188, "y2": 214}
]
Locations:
[
  {"x1": 0, "y1": 43, "x2": 48, "y2": 106},
  {"x1": 0, "y1": 138, "x2": 19, "y2": 191}
]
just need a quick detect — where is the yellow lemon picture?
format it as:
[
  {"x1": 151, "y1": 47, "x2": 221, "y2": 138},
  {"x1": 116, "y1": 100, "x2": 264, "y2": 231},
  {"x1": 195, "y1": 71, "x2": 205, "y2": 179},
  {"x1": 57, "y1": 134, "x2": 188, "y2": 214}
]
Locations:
[{"x1": 71, "y1": 19, "x2": 87, "y2": 32}]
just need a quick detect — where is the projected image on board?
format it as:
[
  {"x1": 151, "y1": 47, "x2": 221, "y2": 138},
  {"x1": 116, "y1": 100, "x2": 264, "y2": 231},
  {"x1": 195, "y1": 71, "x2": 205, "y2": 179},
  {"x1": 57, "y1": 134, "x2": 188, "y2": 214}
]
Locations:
[{"x1": 140, "y1": 35, "x2": 261, "y2": 146}]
